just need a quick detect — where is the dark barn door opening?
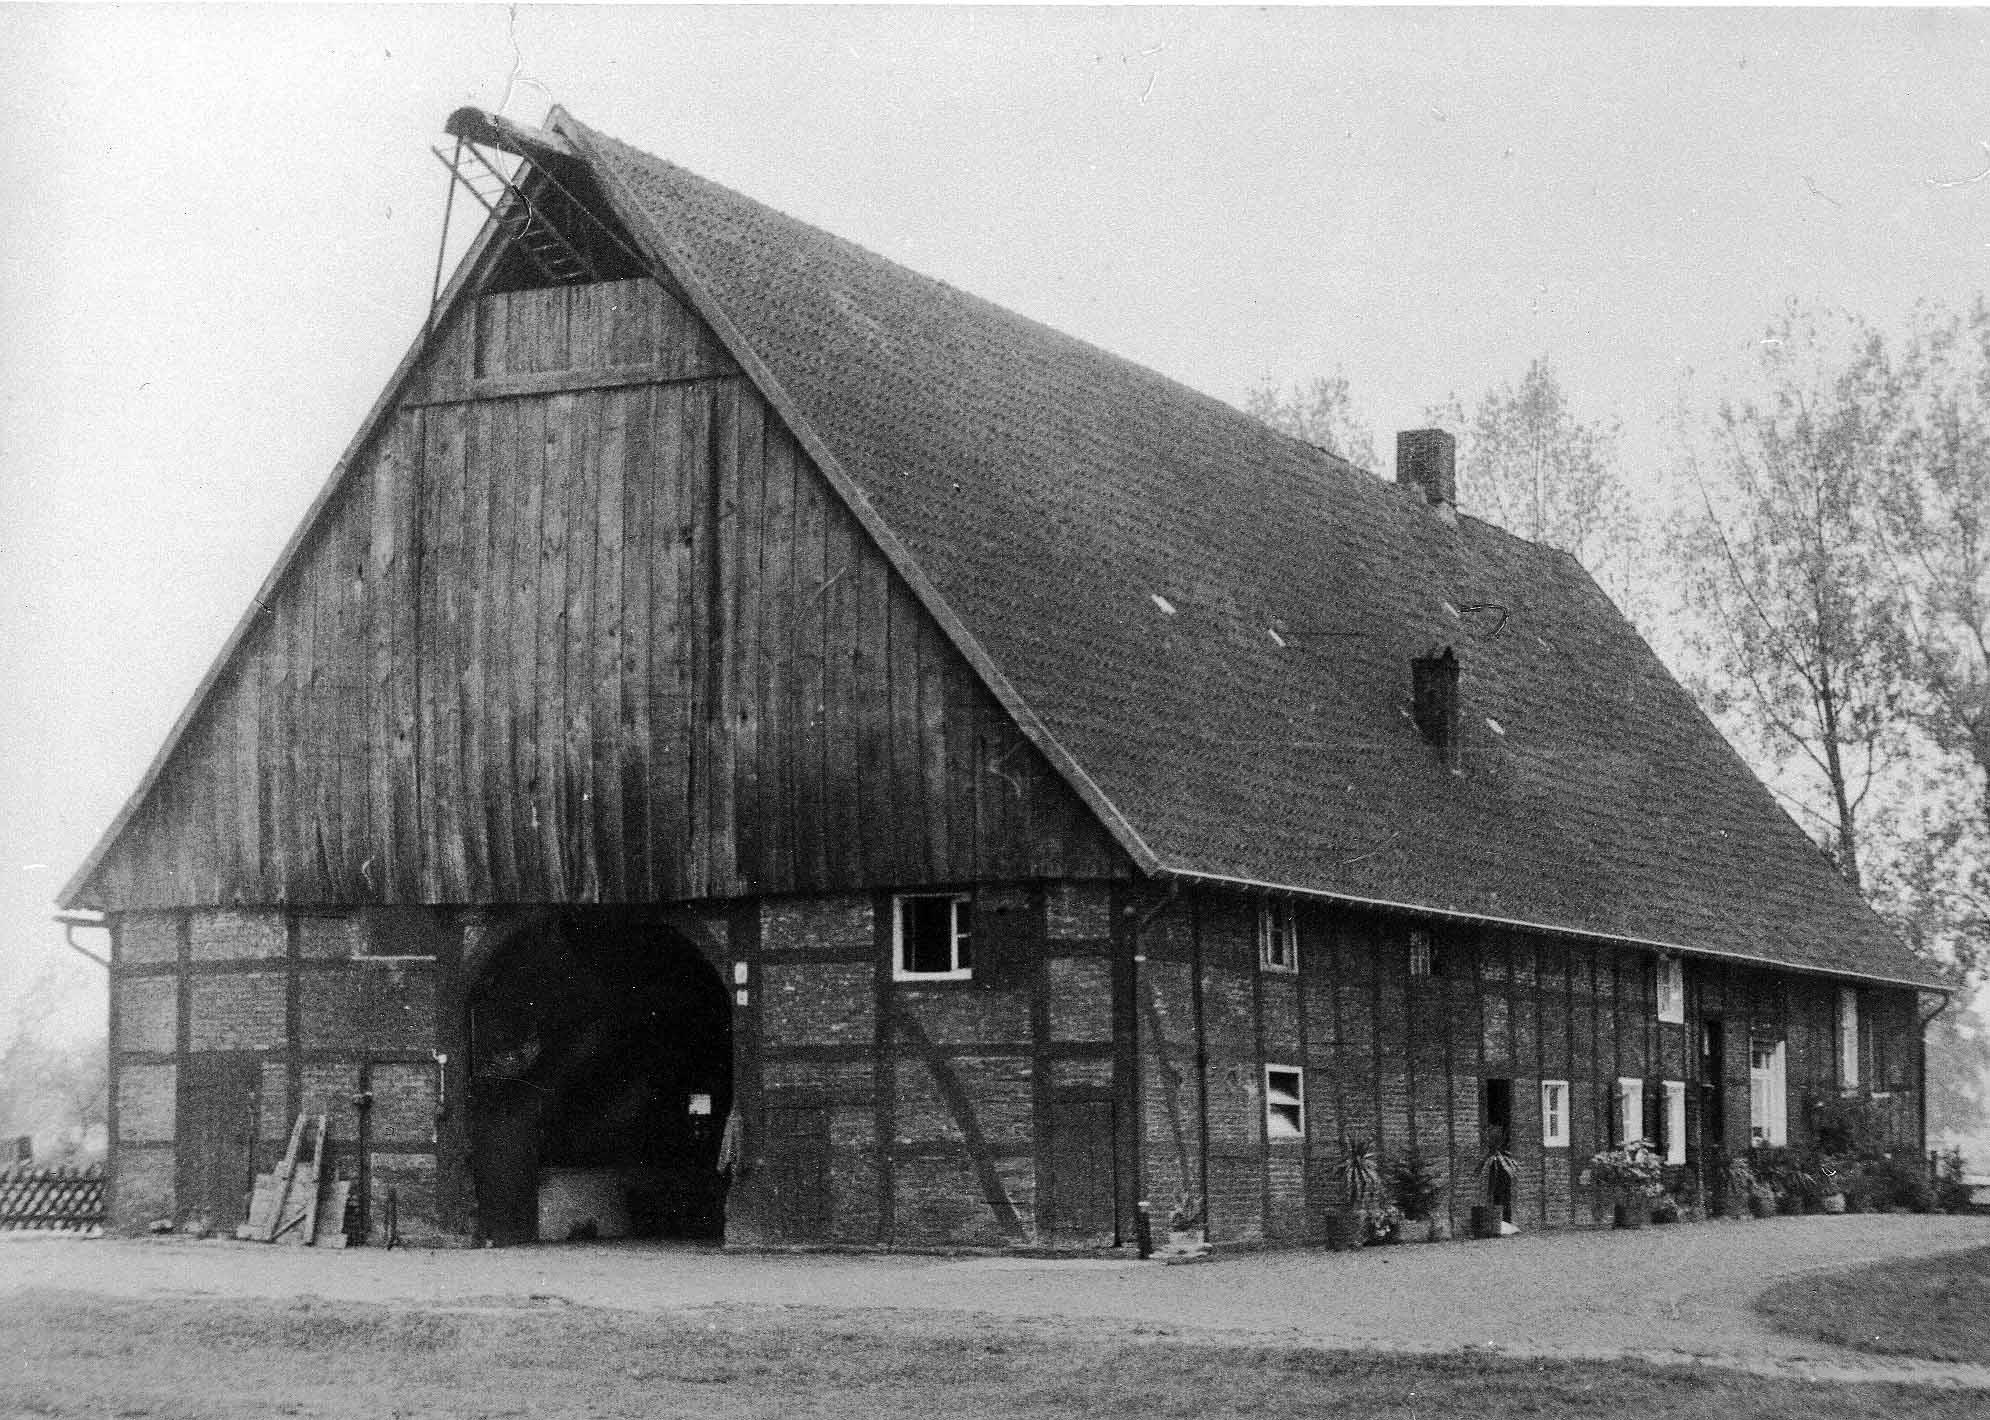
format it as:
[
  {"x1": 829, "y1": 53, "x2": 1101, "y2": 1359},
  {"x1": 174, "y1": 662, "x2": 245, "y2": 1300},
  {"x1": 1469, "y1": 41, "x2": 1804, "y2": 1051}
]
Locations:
[
  {"x1": 177, "y1": 1054, "x2": 262, "y2": 1232},
  {"x1": 1042, "y1": 1099, "x2": 1117, "y2": 1246},
  {"x1": 467, "y1": 914, "x2": 732, "y2": 1245}
]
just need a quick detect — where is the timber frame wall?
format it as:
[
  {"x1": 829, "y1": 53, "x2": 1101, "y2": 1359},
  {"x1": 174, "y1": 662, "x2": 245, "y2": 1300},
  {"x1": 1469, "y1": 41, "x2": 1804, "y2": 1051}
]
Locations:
[
  {"x1": 1133, "y1": 885, "x2": 1924, "y2": 1245},
  {"x1": 103, "y1": 884, "x2": 1922, "y2": 1247}
]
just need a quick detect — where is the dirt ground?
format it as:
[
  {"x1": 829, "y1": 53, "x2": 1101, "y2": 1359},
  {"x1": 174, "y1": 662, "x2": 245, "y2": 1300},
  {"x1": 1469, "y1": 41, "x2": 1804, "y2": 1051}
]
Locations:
[{"x1": 6, "y1": 1213, "x2": 1989, "y2": 1386}]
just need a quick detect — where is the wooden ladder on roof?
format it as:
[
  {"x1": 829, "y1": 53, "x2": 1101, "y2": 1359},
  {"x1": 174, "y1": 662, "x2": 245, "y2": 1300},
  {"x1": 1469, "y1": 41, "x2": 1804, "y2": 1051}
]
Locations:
[{"x1": 432, "y1": 137, "x2": 599, "y2": 287}]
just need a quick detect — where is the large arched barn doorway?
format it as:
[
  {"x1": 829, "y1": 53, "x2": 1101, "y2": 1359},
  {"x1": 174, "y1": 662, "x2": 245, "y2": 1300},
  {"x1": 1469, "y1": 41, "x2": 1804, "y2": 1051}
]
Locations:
[{"x1": 466, "y1": 913, "x2": 732, "y2": 1245}]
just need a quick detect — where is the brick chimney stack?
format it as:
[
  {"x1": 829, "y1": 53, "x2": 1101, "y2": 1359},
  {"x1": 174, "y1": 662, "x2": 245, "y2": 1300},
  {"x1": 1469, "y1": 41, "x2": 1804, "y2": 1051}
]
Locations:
[{"x1": 1397, "y1": 429, "x2": 1457, "y2": 522}]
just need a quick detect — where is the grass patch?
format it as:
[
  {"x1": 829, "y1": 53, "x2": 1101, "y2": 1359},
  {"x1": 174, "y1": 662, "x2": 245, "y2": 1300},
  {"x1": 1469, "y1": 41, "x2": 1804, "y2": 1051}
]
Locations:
[
  {"x1": 3, "y1": 1289, "x2": 1983, "y2": 1419},
  {"x1": 1756, "y1": 1244, "x2": 1990, "y2": 1364}
]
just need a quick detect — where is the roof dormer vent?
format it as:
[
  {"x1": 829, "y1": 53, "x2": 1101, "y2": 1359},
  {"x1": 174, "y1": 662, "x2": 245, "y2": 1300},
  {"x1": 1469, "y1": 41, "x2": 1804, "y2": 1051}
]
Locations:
[
  {"x1": 1397, "y1": 429, "x2": 1457, "y2": 524},
  {"x1": 1411, "y1": 646, "x2": 1461, "y2": 758}
]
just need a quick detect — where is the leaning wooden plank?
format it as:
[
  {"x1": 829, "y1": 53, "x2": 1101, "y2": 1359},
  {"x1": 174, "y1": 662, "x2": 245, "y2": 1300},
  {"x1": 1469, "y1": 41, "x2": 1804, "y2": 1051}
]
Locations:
[
  {"x1": 240, "y1": 1112, "x2": 307, "y2": 1241},
  {"x1": 313, "y1": 1179, "x2": 352, "y2": 1249},
  {"x1": 299, "y1": 1115, "x2": 328, "y2": 1246}
]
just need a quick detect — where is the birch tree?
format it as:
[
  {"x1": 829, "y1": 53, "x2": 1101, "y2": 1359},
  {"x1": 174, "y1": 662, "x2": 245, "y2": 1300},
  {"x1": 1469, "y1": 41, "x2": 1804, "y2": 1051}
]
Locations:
[
  {"x1": 1245, "y1": 370, "x2": 1378, "y2": 471},
  {"x1": 1672, "y1": 307, "x2": 1912, "y2": 892}
]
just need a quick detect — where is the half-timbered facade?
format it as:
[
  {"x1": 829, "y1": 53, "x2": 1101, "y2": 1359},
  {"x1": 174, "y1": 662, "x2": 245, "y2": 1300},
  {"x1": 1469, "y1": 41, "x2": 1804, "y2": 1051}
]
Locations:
[{"x1": 64, "y1": 108, "x2": 1943, "y2": 1249}]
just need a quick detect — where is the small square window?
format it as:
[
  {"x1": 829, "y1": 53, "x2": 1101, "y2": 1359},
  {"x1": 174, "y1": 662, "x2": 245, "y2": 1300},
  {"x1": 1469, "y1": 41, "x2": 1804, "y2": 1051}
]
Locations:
[
  {"x1": 1656, "y1": 956, "x2": 1685, "y2": 1024},
  {"x1": 894, "y1": 894, "x2": 972, "y2": 981},
  {"x1": 1541, "y1": 1080, "x2": 1570, "y2": 1148},
  {"x1": 1265, "y1": 1066, "x2": 1305, "y2": 1140},
  {"x1": 1259, "y1": 902, "x2": 1299, "y2": 973}
]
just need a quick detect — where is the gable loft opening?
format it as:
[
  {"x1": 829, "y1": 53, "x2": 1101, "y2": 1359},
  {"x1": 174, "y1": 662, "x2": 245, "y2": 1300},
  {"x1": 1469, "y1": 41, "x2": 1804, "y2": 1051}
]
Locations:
[{"x1": 434, "y1": 107, "x2": 648, "y2": 298}]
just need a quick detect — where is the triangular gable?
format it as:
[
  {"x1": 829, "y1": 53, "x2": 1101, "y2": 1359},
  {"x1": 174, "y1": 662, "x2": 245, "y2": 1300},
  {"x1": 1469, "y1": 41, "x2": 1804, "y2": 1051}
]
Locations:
[{"x1": 65, "y1": 137, "x2": 1130, "y2": 908}]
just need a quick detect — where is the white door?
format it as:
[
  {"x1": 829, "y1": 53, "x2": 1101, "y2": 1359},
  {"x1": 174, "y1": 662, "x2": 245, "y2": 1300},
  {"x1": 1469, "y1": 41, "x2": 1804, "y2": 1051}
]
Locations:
[{"x1": 1749, "y1": 1040, "x2": 1787, "y2": 1146}]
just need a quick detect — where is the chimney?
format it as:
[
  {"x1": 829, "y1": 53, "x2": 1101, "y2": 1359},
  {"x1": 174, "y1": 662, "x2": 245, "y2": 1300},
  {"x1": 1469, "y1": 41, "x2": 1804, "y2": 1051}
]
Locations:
[
  {"x1": 1397, "y1": 429, "x2": 1457, "y2": 520},
  {"x1": 1411, "y1": 646, "x2": 1461, "y2": 758}
]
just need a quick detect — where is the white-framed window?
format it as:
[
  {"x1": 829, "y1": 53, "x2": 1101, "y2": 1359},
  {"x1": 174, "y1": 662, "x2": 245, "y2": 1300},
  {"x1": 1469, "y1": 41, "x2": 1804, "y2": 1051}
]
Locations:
[
  {"x1": 1656, "y1": 956, "x2": 1685, "y2": 1024},
  {"x1": 1838, "y1": 988, "x2": 1861, "y2": 1088},
  {"x1": 1409, "y1": 928, "x2": 1433, "y2": 978},
  {"x1": 1264, "y1": 1065, "x2": 1305, "y2": 1140},
  {"x1": 893, "y1": 893, "x2": 972, "y2": 981},
  {"x1": 1616, "y1": 1077, "x2": 1645, "y2": 1145},
  {"x1": 1663, "y1": 1080, "x2": 1686, "y2": 1166},
  {"x1": 1259, "y1": 901, "x2": 1299, "y2": 973},
  {"x1": 1750, "y1": 1039, "x2": 1788, "y2": 1146},
  {"x1": 1541, "y1": 1079, "x2": 1570, "y2": 1148}
]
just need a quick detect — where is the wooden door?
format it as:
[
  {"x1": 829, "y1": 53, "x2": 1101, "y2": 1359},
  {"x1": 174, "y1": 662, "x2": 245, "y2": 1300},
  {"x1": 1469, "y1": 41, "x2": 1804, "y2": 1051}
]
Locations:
[
  {"x1": 1043, "y1": 1100, "x2": 1116, "y2": 1245},
  {"x1": 176, "y1": 1055, "x2": 262, "y2": 1230},
  {"x1": 761, "y1": 1106, "x2": 830, "y2": 1242}
]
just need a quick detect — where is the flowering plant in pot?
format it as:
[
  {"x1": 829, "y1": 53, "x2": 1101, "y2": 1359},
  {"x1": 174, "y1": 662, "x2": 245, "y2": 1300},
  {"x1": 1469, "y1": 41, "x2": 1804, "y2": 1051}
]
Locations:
[
  {"x1": 1386, "y1": 1149, "x2": 1450, "y2": 1243},
  {"x1": 1324, "y1": 1139, "x2": 1383, "y2": 1251},
  {"x1": 1471, "y1": 1129, "x2": 1518, "y2": 1239},
  {"x1": 1588, "y1": 1140, "x2": 1662, "y2": 1228}
]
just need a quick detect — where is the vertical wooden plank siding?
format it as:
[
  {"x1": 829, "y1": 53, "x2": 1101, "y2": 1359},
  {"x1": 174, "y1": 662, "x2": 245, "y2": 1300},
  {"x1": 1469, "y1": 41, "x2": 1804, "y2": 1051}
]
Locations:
[{"x1": 81, "y1": 278, "x2": 1126, "y2": 909}]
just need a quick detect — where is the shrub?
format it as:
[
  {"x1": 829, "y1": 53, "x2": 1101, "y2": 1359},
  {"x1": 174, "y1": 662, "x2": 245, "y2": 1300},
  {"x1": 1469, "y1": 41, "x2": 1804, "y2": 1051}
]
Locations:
[
  {"x1": 1935, "y1": 1148, "x2": 1972, "y2": 1214},
  {"x1": 1749, "y1": 1146, "x2": 1824, "y2": 1212},
  {"x1": 1811, "y1": 1094, "x2": 1889, "y2": 1157},
  {"x1": 1864, "y1": 1155, "x2": 1936, "y2": 1213},
  {"x1": 1588, "y1": 1142, "x2": 1662, "y2": 1203},
  {"x1": 1385, "y1": 1150, "x2": 1448, "y2": 1222}
]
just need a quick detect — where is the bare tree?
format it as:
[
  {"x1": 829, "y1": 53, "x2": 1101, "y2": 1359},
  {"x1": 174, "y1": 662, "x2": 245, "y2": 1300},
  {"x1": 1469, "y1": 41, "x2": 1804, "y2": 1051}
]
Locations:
[
  {"x1": 1426, "y1": 358, "x2": 1651, "y2": 626},
  {"x1": 1672, "y1": 307, "x2": 1913, "y2": 892},
  {"x1": 1244, "y1": 370, "x2": 1378, "y2": 472},
  {"x1": 1883, "y1": 301, "x2": 1990, "y2": 826},
  {"x1": 0, "y1": 972, "x2": 107, "y2": 1163}
]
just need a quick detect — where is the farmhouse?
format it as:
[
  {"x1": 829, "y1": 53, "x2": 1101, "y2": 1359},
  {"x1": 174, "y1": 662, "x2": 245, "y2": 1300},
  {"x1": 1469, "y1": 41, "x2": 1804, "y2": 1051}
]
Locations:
[{"x1": 63, "y1": 108, "x2": 1945, "y2": 1249}]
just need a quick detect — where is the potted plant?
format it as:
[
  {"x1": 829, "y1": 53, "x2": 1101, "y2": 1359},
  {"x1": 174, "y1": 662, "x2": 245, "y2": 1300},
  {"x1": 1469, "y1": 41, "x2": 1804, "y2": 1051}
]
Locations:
[
  {"x1": 1365, "y1": 1203, "x2": 1405, "y2": 1245},
  {"x1": 1324, "y1": 1139, "x2": 1382, "y2": 1251},
  {"x1": 1386, "y1": 1149, "x2": 1451, "y2": 1243},
  {"x1": 1589, "y1": 1140, "x2": 1661, "y2": 1228},
  {"x1": 1472, "y1": 1129, "x2": 1517, "y2": 1239}
]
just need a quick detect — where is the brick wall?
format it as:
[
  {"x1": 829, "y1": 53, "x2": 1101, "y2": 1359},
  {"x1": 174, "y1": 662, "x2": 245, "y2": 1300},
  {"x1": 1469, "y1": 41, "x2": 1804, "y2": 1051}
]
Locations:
[
  {"x1": 106, "y1": 906, "x2": 448, "y2": 1242},
  {"x1": 113, "y1": 977, "x2": 177, "y2": 1055},
  {"x1": 737, "y1": 882, "x2": 1125, "y2": 1251},
  {"x1": 188, "y1": 973, "x2": 286, "y2": 1051}
]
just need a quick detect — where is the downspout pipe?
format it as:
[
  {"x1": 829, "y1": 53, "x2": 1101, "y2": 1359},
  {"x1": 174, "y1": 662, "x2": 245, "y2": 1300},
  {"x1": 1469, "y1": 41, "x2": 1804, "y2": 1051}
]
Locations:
[
  {"x1": 1919, "y1": 988, "x2": 1956, "y2": 1169},
  {"x1": 1125, "y1": 877, "x2": 1182, "y2": 1256},
  {"x1": 53, "y1": 910, "x2": 110, "y2": 970}
]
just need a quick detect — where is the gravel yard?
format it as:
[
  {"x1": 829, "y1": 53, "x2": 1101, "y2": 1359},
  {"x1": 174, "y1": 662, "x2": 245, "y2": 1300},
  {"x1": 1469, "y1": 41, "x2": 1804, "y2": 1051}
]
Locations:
[{"x1": 6, "y1": 1213, "x2": 1989, "y2": 1386}]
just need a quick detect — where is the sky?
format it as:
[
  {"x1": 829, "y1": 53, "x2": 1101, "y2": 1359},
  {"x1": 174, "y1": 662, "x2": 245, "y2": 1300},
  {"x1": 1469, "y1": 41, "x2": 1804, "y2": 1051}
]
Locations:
[{"x1": 1, "y1": 5, "x2": 1987, "y2": 1045}]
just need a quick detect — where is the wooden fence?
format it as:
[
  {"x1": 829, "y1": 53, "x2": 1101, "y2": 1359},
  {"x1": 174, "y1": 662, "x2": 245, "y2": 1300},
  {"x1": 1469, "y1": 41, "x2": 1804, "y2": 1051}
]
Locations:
[{"x1": 0, "y1": 1164, "x2": 106, "y2": 1232}]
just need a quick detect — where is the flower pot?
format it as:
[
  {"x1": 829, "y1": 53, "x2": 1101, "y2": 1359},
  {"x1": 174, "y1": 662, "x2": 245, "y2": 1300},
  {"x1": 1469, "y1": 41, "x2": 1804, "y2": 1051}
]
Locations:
[
  {"x1": 1321, "y1": 1210, "x2": 1364, "y2": 1252},
  {"x1": 1469, "y1": 1205, "x2": 1504, "y2": 1240},
  {"x1": 1613, "y1": 1200, "x2": 1649, "y2": 1230},
  {"x1": 1397, "y1": 1216, "x2": 1438, "y2": 1244}
]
